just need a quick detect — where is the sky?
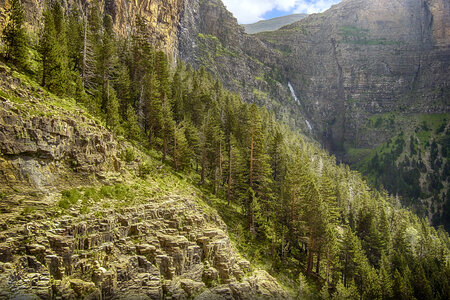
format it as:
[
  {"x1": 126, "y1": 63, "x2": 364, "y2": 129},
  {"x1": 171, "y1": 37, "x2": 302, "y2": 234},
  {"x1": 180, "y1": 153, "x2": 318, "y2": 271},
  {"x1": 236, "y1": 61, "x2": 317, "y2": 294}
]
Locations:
[{"x1": 221, "y1": 0, "x2": 342, "y2": 24}]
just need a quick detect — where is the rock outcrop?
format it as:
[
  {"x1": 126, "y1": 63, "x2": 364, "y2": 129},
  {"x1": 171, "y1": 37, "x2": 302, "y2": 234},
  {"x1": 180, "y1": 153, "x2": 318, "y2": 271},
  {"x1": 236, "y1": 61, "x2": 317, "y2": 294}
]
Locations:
[
  {"x1": 0, "y1": 65, "x2": 121, "y2": 192},
  {"x1": 0, "y1": 195, "x2": 288, "y2": 299}
]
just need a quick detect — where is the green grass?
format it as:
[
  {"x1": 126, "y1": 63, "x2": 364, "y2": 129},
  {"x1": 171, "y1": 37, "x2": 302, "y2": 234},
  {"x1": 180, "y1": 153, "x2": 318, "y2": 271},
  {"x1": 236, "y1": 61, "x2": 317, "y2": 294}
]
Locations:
[
  {"x1": 338, "y1": 26, "x2": 401, "y2": 46},
  {"x1": 21, "y1": 206, "x2": 37, "y2": 216}
]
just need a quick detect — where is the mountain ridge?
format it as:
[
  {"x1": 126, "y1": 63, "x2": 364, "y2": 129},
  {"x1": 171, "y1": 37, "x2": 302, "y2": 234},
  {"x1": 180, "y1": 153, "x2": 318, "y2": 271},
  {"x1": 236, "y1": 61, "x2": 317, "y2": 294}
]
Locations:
[{"x1": 242, "y1": 14, "x2": 308, "y2": 34}]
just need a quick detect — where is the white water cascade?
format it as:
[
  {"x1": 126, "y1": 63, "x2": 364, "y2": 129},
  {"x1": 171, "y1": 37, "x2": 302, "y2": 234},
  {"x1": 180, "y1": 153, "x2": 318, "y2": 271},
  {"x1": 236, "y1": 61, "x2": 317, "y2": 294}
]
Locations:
[
  {"x1": 288, "y1": 82, "x2": 313, "y2": 132},
  {"x1": 305, "y1": 120, "x2": 313, "y2": 131},
  {"x1": 288, "y1": 82, "x2": 300, "y2": 105}
]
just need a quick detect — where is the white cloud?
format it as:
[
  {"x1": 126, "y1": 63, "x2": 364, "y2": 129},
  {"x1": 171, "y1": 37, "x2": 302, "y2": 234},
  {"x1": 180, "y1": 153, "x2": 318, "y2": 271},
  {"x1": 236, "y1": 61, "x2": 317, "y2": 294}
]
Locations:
[
  {"x1": 221, "y1": 0, "x2": 341, "y2": 24},
  {"x1": 293, "y1": 0, "x2": 341, "y2": 14}
]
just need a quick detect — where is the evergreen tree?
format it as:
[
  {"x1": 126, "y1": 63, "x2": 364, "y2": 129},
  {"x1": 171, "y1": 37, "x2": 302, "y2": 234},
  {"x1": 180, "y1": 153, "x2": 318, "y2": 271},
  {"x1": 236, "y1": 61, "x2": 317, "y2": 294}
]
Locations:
[
  {"x1": 39, "y1": 3, "x2": 68, "y2": 95},
  {"x1": 66, "y1": 7, "x2": 84, "y2": 72},
  {"x1": 379, "y1": 252, "x2": 394, "y2": 299},
  {"x1": 123, "y1": 104, "x2": 142, "y2": 142},
  {"x1": 2, "y1": 0, "x2": 27, "y2": 68},
  {"x1": 98, "y1": 14, "x2": 118, "y2": 111},
  {"x1": 246, "y1": 104, "x2": 273, "y2": 233},
  {"x1": 105, "y1": 83, "x2": 120, "y2": 131},
  {"x1": 172, "y1": 123, "x2": 191, "y2": 171}
]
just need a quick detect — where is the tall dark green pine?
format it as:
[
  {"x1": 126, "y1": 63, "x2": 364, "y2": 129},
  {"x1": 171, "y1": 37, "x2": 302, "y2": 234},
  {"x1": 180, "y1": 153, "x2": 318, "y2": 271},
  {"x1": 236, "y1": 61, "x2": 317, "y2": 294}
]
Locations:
[
  {"x1": 98, "y1": 14, "x2": 118, "y2": 112},
  {"x1": 66, "y1": 7, "x2": 84, "y2": 72},
  {"x1": 105, "y1": 83, "x2": 120, "y2": 131},
  {"x1": 39, "y1": 4, "x2": 68, "y2": 96},
  {"x1": 155, "y1": 50, "x2": 174, "y2": 161},
  {"x1": 82, "y1": 0, "x2": 102, "y2": 97},
  {"x1": 246, "y1": 104, "x2": 273, "y2": 233},
  {"x1": 2, "y1": 0, "x2": 28, "y2": 68},
  {"x1": 172, "y1": 123, "x2": 192, "y2": 171},
  {"x1": 123, "y1": 104, "x2": 142, "y2": 142}
]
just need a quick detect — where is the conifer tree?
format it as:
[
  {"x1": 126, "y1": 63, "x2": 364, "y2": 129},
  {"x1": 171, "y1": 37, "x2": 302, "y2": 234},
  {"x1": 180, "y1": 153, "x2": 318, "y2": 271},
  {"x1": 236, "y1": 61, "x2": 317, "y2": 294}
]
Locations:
[
  {"x1": 66, "y1": 7, "x2": 84, "y2": 72},
  {"x1": 246, "y1": 104, "x2": 272, "y2": 233},
  {"x1": 96, "y1": 14, "x2": 118, "y2": 112},
  {"x1": 379, "y1": 252, "x2": 394, "y2": 299},
  {"x1": 39, "y1": 3, "x2": 68, "y2": 95},
  {"x1": 105, "y1": 83, "x2": 120, "y2": 131},
  {"x1": 172, "y1": 123, "x2": 191, "y2": 171},
  {"x1": 2, "y1": 0, "x2": 27, "y2": 68},
  {"x1": 82, "y1": 0, "x2": 102, "y2": 93},
  {"x1": 123, "y1": 104, "x2": 141, "y2": 142}
]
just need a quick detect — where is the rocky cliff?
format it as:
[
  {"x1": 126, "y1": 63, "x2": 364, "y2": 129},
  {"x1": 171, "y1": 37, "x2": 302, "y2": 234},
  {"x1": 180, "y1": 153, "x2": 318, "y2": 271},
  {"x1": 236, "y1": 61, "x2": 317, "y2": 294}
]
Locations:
[
  {"x1": 257, "y1": 0, "x2": 450, "y2": 151},
  {"x1": 0, "y1": 64, "x2": 289, "y2": 299},
  {"x1": 0, "y1": 0, "x2": 184, "y2": 55}
]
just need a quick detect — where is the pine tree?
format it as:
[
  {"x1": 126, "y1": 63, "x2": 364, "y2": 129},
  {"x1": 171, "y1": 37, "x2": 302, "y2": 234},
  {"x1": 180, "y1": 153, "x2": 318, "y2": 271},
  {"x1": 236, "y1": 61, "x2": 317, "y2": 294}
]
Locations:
[
  {"x1": 246, "y1": 104, "x2": 273, "y2": 233},
  {"x1": 182, "y1": 120, "x2": 201, "y2": 171},
  {"x1": 98, "y1": 14, "x2": 118, "y2": 111},
  {"x1": 82, "y1": 0, "x2": 102, "y2": 94},
  {"x1": 172, "y1": 123, "x2": 191, "y2": 171},
  {"x1": 2, "y1": 0, "x2": 27, "y2": 68},
  {"x1": 66, "y1": 7, "x2": 84, "y2": 72},
  {"x1": 123, "y1": 104, "x2": 142, "y2": 142},
  {"x1": 379, "y1": 252, "x2": 394, "y2": 299},
  {"x1": 105, "y1": 83, "x2": 120, "y2": 131},
  {"x1": 39, "y1": 4, "x2": 68, "y2": 96}
]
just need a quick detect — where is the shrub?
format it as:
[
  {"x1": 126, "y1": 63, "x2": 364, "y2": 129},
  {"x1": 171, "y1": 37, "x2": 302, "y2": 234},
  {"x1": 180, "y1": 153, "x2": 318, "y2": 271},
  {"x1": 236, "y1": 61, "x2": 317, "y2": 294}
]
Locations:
[
  {"x1": 83, "y1": 187, "x2": 100, "y2": 202},
  {"x1": 58, "y1": 188, "x2": 82, "y2": 209},
  {"x1": 121, "y1": 147, "x2": 136, "y2": 163},
  {"x1": 138, "y1": 160, "x2": 152, "y2": 179}
]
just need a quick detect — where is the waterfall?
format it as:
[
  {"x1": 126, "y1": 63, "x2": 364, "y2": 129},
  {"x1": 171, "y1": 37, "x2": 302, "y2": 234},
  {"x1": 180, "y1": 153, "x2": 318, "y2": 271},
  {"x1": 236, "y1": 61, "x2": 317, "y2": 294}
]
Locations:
[
  {"x1": 288, "y1": 82, "x2": 300, "y2": 105},
  {"x1": 288, "y1": 82, "x2": 312, "y2": 132},
  {"x1": 306, "y1": 120, "x2": 313, "y2": 131}
]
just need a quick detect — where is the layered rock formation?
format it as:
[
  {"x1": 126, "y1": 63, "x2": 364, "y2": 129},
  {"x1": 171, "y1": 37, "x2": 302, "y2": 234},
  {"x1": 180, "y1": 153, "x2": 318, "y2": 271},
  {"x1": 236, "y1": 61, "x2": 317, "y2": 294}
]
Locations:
[
  {"x1": 0, "y1": 194, "x2": 287, "y2": 299},
  {"x1": 257, "y1": 0, "x2": 450, "y2": 151},
  {"x1": 0, "y1": 65, "x2": 121, "y2": 191},
  {"x1": 0, "y1": 0, "x2": 184, "y2": 55}
]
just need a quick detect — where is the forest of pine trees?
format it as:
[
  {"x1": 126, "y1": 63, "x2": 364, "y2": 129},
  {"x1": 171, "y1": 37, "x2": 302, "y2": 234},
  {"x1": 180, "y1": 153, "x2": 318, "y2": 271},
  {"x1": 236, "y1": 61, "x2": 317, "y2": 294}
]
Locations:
[{"x1": 1, "y1": 1, "x2": 450, "y2": 299}]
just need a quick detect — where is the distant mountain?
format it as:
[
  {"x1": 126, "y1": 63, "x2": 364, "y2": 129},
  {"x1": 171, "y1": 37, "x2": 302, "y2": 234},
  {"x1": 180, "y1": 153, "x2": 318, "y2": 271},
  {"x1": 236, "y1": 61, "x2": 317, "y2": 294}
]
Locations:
[{"x1": 242, "y1": 14, "x2": 307, "y2": 34}]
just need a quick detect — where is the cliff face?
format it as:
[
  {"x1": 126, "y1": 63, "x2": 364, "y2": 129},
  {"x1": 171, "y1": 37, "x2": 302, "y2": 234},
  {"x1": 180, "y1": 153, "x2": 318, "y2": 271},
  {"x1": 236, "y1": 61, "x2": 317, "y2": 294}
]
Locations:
[
  {"x1": 257, "y1": 0, "x2": 450, "y2": 151},
  {"x1": 0, "y1": 0, "x2": 184, "y2": 54}
]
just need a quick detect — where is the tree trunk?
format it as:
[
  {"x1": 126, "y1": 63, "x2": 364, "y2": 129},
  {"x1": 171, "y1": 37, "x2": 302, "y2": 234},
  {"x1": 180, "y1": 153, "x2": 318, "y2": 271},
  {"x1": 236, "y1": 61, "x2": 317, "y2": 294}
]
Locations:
[
  {"x1": 200, "y1": 148, "x2": 206, "y2": 184},
  {"x1": 227, "y1": 143, "x2": 232, "y2": 206},
  {"x1": 248, "y1": 125, "x2": 255, "y2": 232},
  {"x1": 316, "y1": 245, "x2": 321, "y2": 274},
  {"x1": 306, "y1": 236, "x2": 315, "y2": 275},
  {"x1": 173, "y1": 127, "x2": 178, "y2": 170}
]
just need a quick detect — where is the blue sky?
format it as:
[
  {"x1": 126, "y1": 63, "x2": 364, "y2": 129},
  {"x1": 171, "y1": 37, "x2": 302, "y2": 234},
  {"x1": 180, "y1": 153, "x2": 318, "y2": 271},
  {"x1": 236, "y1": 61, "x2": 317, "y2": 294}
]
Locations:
[{"x1": 221, "y1": 0, "x2": 342, "y2": 24}]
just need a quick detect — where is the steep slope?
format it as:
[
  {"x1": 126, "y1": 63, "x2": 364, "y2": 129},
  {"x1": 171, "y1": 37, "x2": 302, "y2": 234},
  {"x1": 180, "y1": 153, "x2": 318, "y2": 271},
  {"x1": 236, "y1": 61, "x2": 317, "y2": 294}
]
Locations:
[
  {"x1": 178, "y1": 0, "x2": 312, "y2": 132},
  {"x1": 0, "y1": 64, "x2": 289, "y2": 299},
  {"x1": 242, "y1": 14, "x2": 308, "y2": 34},
  {"x1": 255, "y1": 0, "x2": 450, "y2": 226},
  {"x1": 257, "y1": 0, "x2": 449, "y2": 151}
]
